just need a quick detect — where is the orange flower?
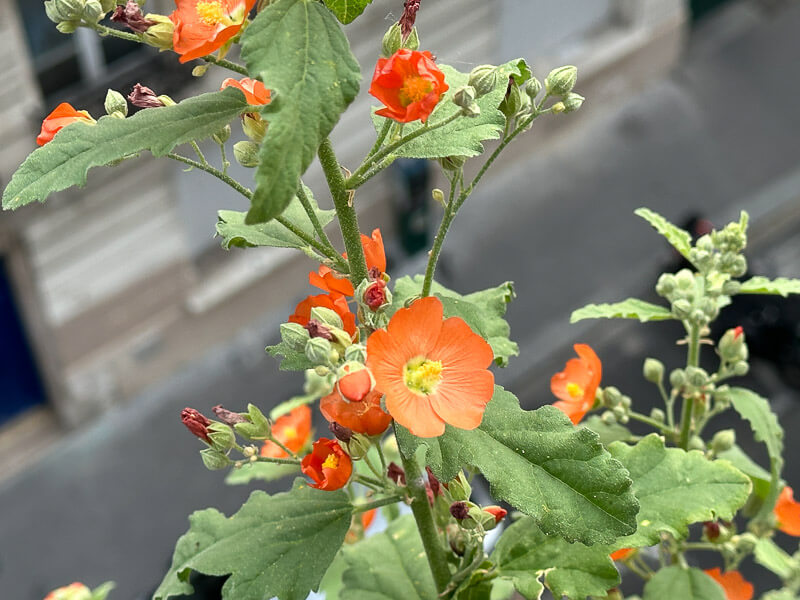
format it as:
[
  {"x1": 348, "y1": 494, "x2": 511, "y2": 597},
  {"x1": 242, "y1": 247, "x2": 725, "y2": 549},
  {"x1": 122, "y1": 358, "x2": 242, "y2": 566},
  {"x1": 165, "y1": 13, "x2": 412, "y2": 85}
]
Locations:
[
  {"x1": 320, "y1": 389, "x2": 392, "y2": 436},
  {"x1": 44, "y1": 583, "x2": 91, "y2": 600},
  {"x1": 36, "y1": 103, "x2": 94, "y2": 146},
  {"x1": 704, "y1": 568, "x2": 753, "y2": 600},
  {"x1": 361, "y1": 508, "x2": 377, "y2": 530},
  {"x1": 170, "y1": 0, "x2": 255, "y2": 64},
  {"x1": 366, "y1": 296, "x2": 494, "y2": 438},
  {"x1": 550, "y1": 344, "x2": 602, "y2": 424},
  {"x1": 610, "y1": 548, "x2": 635, "y2": 561},
  {"x1": 774, "y1": 485, "x2": 800, "y2": 535},
  {"x1": 301, "y1": 438, "x2": 352, "y2": 490},
  {"x1": 289, "y1": 293, "x2": 357, "y2": 340},
  {"x1": 369, "y1": 49, "x2": 449, "y2": 124},
  {"x1": 484, "y1": 506, "x2": 507, "y2": 525},
  {"x1": 310, "y1": 229, "x2": 387, "y2": 297},
  {"x1": 260, "y1": 405, "x2": 312, "y2": 458},
  {"x1": 220, "y1": 77, "x2": 271, "y2": 105},
  {"x1": 338, "y1": 367, "x2": 374, "y2": 403}
]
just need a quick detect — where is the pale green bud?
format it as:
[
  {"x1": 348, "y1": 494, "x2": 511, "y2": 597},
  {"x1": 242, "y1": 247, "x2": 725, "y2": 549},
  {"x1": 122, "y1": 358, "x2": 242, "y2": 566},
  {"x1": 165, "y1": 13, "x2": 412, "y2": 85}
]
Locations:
[
  {"x1": 347, "y1": 433, "x2": 371, "y2": 460},
  {"x1": 310, "y1": 306, "x2": 344, "y2": 329},
  {"x1": 157, "y1": 95, "x2": 176, "y2": 107},
  {"x1": 212, "y1": 124, "x2": 231, "y2": 145},
  {"x1": 304, "y1": 367, "x2": 335, "y2": 396},
  {"x1": 82, "y1": 0, "x2": 104, "y2": 22},
  {"x1": 621, "y1": 395, "x2": 632, "y2": 409},
  {"x1": 192, "y1": 65, "x2": 210, "y2": 77},
  {"x1": 601, "y1": 410, "x2": 617, "y2": 425},
  {"x1": 234, "y1": 140, "x2": 260, "y2": 168},
  {"x1": 722, "y1": 280, "x2": 741, "y2": 295},
  {"x1": 207, "y1": 422, "x2": 236, "y2": 452},
  {"x1": 686, "y1": 366, "x2": 709, "y2": 388},
  {"x1": 643, "y1": 358, "x2": 664, "y2": 384},
  {"x1": 670, "y1": 368, "x2": 686, "y2": 388},
  {"x1": 104, "y1": 89, "x2": 128, "y2": 117},
  {"x1": 344, "y1": 343, "x2": 367, "y2": 363},
  {"x1": 431, "y1": 188, "x2": 446, "y2": 205},
  {"x1": 544, "y1": 65, "x2": 577, "y2": 96},
  {"x1": 711, "y1": 429, "x2": 736, "y2": 454},
  {"x1": 142, "y1": 15, "x2": 175, "y2": 50},
  {"x1": 562, "y1": 92, "x2": 584, "y2": 113},
  {"x1": 730, "y1": 255, "x2": 747, "y2": 277},
  {"x1": 525, "y1": 77, "x2": 542, "y2": 100},
  {"x1": 381, "y1": 23, "x2": 403, "y2": 57},
  {"x1": 688, "y1": 435, "x2": 705, "y2": 452},
  {"x1": 468, "y1": 65, "x2": 498, "y2": 97},
  {"x1": 612, "y1": 405, "x2": 627, "y2": 420},
  {"x1": 675, "y1": 269, "x2": 695, "y2": 289},
  {"x1": 672, "y1": 299, "x2": 692, "y2": 319},
  {"x1": 242, "y1": 113, "x2": 267, "y2": 142},
  {"x1": 45, "y1": 0, "x2": 84, "y2": 23},
  {"x1": 305, "y1": 337, "x2": 333, "y2": 365},
  {"x1": 56, "y1": 21, "x2": 80, "y2": 33},
  {"x1": 718, "y1": 327, "x2": 746, "y2": 363},
  {"x1": 603, "y1": 386, "x2": 622, "y2": 407},
  {"x1": 733, "y1": 360, "x2": 749, "y2": 376},
  {"x1": 453, "y1": 86, "x2": 480, "y2": 117},
  {"x1": 448, "y1": 472, "x2": 472, "y2": 502},
  {"x1": 200, "y1": 448, "x2": 231, "y2": 470},
  {"x1": 550, "y1": 101, "x2": 566, "y2": 114},
  {"x1": 437, "y1": 156, "x2": 468, "y2": 172},
  {"x1": 650, "y1": 408, "x2": 665, "y2": 423},
  {"x1": 279, "y1": 322, "x2": 310, "y2": 352},
  {"x1": 499, "y1": 80, "x2": 526, "y2": 120},
  {"x1": 403, "y1": 27, "x2": 420, "y2": 51}
]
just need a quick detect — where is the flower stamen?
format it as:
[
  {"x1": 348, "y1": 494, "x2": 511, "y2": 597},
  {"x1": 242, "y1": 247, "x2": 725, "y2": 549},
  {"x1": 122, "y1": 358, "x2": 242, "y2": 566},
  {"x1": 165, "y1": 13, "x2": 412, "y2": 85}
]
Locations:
[
  {"x1": 404, "y1": 356, "x2": 444, "y2": 395},
  {"x1": 398, "y1": 76, "x2": 433, "y2": 106},
  {"x1": 196, "y1": 1, "x2": 229, "y2": 26},
  {"x1": 322, "y1": 453, "x2": 340, "y2": 470},
  {"x1": 566, "y1": 382, "x2": 584, "y2": 399}
]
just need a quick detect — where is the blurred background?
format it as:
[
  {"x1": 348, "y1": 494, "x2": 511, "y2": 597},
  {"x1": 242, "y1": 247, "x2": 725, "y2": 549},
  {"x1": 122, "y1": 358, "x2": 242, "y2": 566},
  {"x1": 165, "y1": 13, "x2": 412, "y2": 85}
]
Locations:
[{"x1": 1, "y1": 0, "x2": 799, "y2": 597}]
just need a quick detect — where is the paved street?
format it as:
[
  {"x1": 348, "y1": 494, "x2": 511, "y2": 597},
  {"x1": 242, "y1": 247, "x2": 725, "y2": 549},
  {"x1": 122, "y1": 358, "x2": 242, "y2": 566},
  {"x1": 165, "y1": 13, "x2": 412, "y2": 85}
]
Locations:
[{"x1": 2, "y1": 2, "x2": 800, "y2": 598}]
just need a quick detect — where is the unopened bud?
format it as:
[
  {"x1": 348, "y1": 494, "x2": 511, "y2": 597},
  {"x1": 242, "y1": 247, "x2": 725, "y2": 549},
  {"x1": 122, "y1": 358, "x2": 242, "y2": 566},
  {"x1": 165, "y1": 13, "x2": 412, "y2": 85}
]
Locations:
[
  {"x1": 344, "y1": 343, "x2": 367, "y2": 363},
  {"x1": 437, "y1": 156, "x2": 467, "y2": 172},
  {"x1": 732, "y1": 360, "x2": 749, "y2": 376},
  {"x1": 45, "y1": 0, "x2": 84, "y2": 23},
  {"x1": 207, "y1": 422, "x2": 236, "y2": 451},
  {"x1": 686, "y1": 366, "x2": 709, "y2": 388},
  {"x1": 453, "y1": 86, "x2": 479, "y2": 117},
  {"x1": 545, "y1": 65, "x2": 577, "y2": 96},
  {"x1": 672, "y1": 299, "x2": 692, "y2": 319},
  {"x1": 448, "y1": 472, "x2": 472, "y2": 501},
  {"x1": 233, "y1": 140, "x2": 260, "y2": 168},
  {"x1": 450, "y1": 501, "x2": 469, "y2": 520},
  {"x1": 483, "y1": 505, "x2": 507, "y2": 527},
  {"x1": 381, "y1": 23, "x2": 403, "y2": 57},
  {"x1": 525, "y1": 77, "x2": 542, "y2": 100},
  {"x1": 56, "y1": 21, "x2": 79, "y2": 33},
  {"x1": 387, "y1": 461, "x2": 406, "y2": 485},
  {"x1": 468, "y1": 65, "x2": 498, "y2": 97},
  {"x1": 348, "y1": 433, "x2": 371, "y2": 460},
  {"x1": 431, "y1": 188, "x2": 446, "y2": 204},
  {"x1": 212, "y1": 124, "x2": 231, "y2": 145},
  {"x1": 364, "y1": 280, "x2": 387, "y2": 311},
  {"x1": 550, "y1": 101, "x2": 566, "y2": 114},
  {"x1": 703, "y1": 521, "x2": 721, "y2": 541},
  {"x1": 310, "y1": 306, "x2": 344, "y2": 329},
  {"x1": 603, "y1": 386, "x2": 622, "y2": 407},
  {"x1": 104, "y1": 89, "x2": 128, "y2": 117},
  {"x1": 242, "y1": 113, "x2": 267, "y2": 142},
  {"x1": 279, "y1": 322, "x2": 310, "y2": 351},
  {"x1": 181, "y1": 407, "x2": 211, "y2": 443},
  {"x1": 670, "y1": 368, "x2": 687, "y2": 388},
  {"x1": 722, "y1": 280, "x2": 741, "y2": 295},
  {"x1": 142, "y1": 14, "x2": 175, "y2": 50},
  {"x1": 82, "y1": 0, "x2": 105, "y2": 23},
  {"x1": 719, "y1": 327, "x2": 747, "y2": 363},
  {"x1": 111, "y1": 0, "x2": 155, "y2": 33},
  {"x1": 562, "y1": 92, "x2": 584, "y2": 113},
  {"x1": 688, "y1": 435, "x2": 705, "y2": 452},
  {"x1": 212, "y1": 405, "x2": 247, "y2": 425},
  {"x1": 601, "y1": 410, "x2": 617, "y2": 425},
  {"x1": 200, "y1": 447, "x2": 231, "y2": 470},
  {"x1": 711, "y1": 429, "x2": 736, "y2": 454},
  {"x1": 650, "y1": 408, "x2": 665, "y2": 423},
  {"x1": 329, "y1": 421, "x2": 353, "y2": 443},
  {"x1": 643, "y1": 358, "x2": 664, "y2": 384},
  {"x1": 500, "y1": 79, "x2": 526, "y2": 120}
]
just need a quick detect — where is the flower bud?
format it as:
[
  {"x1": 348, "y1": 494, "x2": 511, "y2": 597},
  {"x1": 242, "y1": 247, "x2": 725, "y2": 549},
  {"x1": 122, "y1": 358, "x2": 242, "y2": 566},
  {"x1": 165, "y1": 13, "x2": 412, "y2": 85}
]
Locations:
[
  {"x1": 719, "y1": 327, "x2": 747, "y2": 363},
  {"x1": 601, "y1": 410, "x2": 617, "y2": 425},
  {"x1": 733, "y1": 533, "x2": 757, "y2": 554},
  {"x1": 525, "y1": 77, "x2": 542, "y2": 100},
  {"x1": 56, "y1": 21, "x2": 79, "y2": 33},
  {"x1": 643, "y1": 358, "x2": 664, "y2": 384},
  {"x1": 670, "y1": 368, "x2": 686, "y2": 388},
  {"x1": 603, "y1": 386, "x2": 622, "y2": 407},
  {"x1": 311, "y1": 306, "x2": 344, "y2": 330},
  {"x1": 142, "y1": 14, "x2": 175, "y2": 50},
  {"x1": 562, "y1": 92, "x2": 584, "y2": 113},
  {"x1": 468, "y1": 65, "x2": 498, "y2": 97},
  {"x1": 43, "y1": 582, "x2": 93, "y2": 600},
  {"x1": 364, "y1": 280, "x2": 387, "y2": 311},
  {"x1": 612, "y1": 405, "x2": 627, "y2": 421},
  {"x1": 722, "y1": 280, "x2": 741, "y2": 295},
  {"x1": 387, "y1": 461, "x2": 406, "y2": 485},
  {"x1": 111, "y1": 0, "x2": 155, "y2": 33},
  {"x1": 483, "y1": 505, "x2": 507, "y2": 527},
  {"x1": 200, "y1": 447, "x2": 231, "y2": 470},
  {"x1": 686, "y1": 366, "x2": 709, "y2": 388},
  {"x1": 703, "y1": 520, "x2": 721, "y2": 541},
  {"x1": 279, "y1": 322, "x2": 310, "y2": 351},
  {"x1": 305, "y1": 336, "x2": 333, "y2": 365},
  {"x1": 242, "y1": 445, "x2": 257, "y2": 458},
  {"x1": 212, "y1": 405, "x2": 247, "y2": 425},
  {"x1": 181, "y1": 407, "x2": 211, "y2": 443},
  {"x1": 688, "y1": 435, "x2": 705, "y2": 451},
  {"x1": 347, "y1": 433, "x2": 371, "y2": 460},
  {"x1": 448, "y1": 472, "x2": 472, "y2": 502},
  {"x1": 233, "y1": 140, "x2": 260, "y2": 168},
  {"x1": 246, "y1": 403, "x2": 270, "y2": 436},
  {"x1": 656, "y1": 273, "x2": 676, "y2": 297},
  {"x1": 732, "y1": 360, "x2": 749, "y2": 376},
  {"x1": 329, "y1": 421, "x2": 353, "y2": 443},
  {"x1": 672, "y1": 299, "x2": 692, "y2": 319},
  {"x1": 207, "y1": 422, "x2": 236, "y2": 452},
  {"x1": 402, "y1": 27, "x2": 420, "y2": 51},
  {"x1": 447, "y1": 523, "x2": 467, "y2": 556},
  {"x1": 449, "y1": 501, "x2": 470, "y2": 520},
  {"x1": 437, "y1": 156, "x2": 468, "y2": 172},
  {"x1": 650, "y1": 408, "x2": 665, "y2": 423},
  {"x1": 499, "y1": 79, "x2": 527, "y2": 120},
  {"x1": 128, "y1": 83, "x2": 164, "y2": 108},
  {"x1": 242, "y1": 113, "x2": 267, "y2": 142},
  {"x1": 344, "y1": 343, "x2": 367, "y2": 363},
  {"x1": 550, "y1": 101, "x2": 566, "y2": 114},
  {"x1": 212, "y1": 124, "x2": 231, "y2": 145},
  {"x1": 104, "y1": 89, "x2": 128, "y2": 117},
  {"x1": 381, "y1": 23, "x2": 403, "y2": 57},
  {"x1": 453, "y1": 86, "x2": 480, "y2": 117},
  {"x1": 730, "y1": 255, "x2": 747, "y2": 277},
  {"x1": 711, "y1": 429, "x2": 736, "y2": 454},
  {"x1": 545, "y1": 65, "x2": 577, "y2": 96}
]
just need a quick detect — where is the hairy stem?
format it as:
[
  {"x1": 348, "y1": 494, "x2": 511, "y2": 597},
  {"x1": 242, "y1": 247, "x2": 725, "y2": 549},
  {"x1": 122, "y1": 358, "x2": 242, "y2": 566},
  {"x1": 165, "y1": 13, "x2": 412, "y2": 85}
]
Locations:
[
  {"x1": 353, "y1": 495, "x2": 405, "y2": 513},
  {"x1": 679, "y1": 323, "x2": 701, "y2": 450}
]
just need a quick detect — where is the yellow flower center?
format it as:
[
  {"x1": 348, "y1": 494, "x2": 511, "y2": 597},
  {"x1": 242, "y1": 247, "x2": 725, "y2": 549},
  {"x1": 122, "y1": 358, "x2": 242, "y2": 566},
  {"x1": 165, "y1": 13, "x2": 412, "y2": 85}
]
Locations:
[
  {"x1": 404, "y1": 356, "x2": 444, "y2": 395},
  {"x1": 196, "y1": 1, "x2": 228, "y2": 26},
  {"x1": 399, "y1": 76, "x2": 433, "y2": 106},
  {"x1": 322, "y1": 453, "x2": 340, "y2": 470},
  {"x1": 566, "y1": 382, "x2": 584, "y2": 399},
  {"x1": 283, "y1": 426, "x2": 297, "y2": 440}
]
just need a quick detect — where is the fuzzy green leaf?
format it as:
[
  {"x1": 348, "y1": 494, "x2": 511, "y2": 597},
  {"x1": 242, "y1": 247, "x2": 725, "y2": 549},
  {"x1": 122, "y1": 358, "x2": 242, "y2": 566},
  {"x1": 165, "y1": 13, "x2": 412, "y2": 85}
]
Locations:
[
  {"x1": 372, "y1": 60, "x2": 529, "y2": 160},
  {"x1": 323, "y1": 0, "x2": 373, "y2": 23},
  {"x1": 2, "y1": 88, "x2": 249, "y2": 211},
  {"x1": 225, "y1": 461, "x2": 300, "y2": 485},
  {"x1": 396, "y1": 386, "x2": 639, "y2": 545},
  {"x1": 391, "y1": 276, "x2": 518, "y2": 366},
  {"x1": 570, "y1": 298, "x2": 673, "y2": 323},
  {"x1": 635, "y1": 208, "x2": 693, "y2": 259},
  {"x1": 340, "y1": 515, "x2": 437, "y2": 600},
  {"x1": 241, "y1": 0, "x2": 360, "y2": 223},
  {"x1": 642, "y1": 566, "x2": 725, "y2": 600},
  {"x1": 607, "y1": 435, "x2": 751, "y2": 549},
  {"x1": 755, "y1": 538, "x2": 797, "y2": 580},
  {"x1": 738, "y1": 276, "x2": 800, "y2": 297},
  {"x1": 716, "y1": 444, "x2": 773, "y2": 500},
  {"x1": 266, "y1": 340, "x2": 315, "y2": 371},
  {"x1": 492, "y1": 516, "x2": 619, "y2": 599},
  {"x1": 153, "y1": 481, "x2": 352, "y2": 600},
  {"x1": 583, "y1": 415, "x2": 636, "y2": 446},
  {"x1": 217, "y1": 185, "x2": 334, "y2": 253}
]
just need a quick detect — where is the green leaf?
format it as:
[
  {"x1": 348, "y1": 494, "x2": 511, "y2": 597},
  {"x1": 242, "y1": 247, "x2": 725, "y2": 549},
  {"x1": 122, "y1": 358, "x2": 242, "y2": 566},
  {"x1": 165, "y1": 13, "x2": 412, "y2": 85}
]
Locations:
[
  {"x1": 728, "y1": 387, "x2": 784, "y2": 517},
  {"x1": 642, "y1": 566, "x2": 725, "y2": 600},
  {"x1": 216, "y1": 185, "x2": 334, "y2": 255},
  {"x1": 755, "y1": 538, "x2": 797, "y2": 580},
  {"x1": 607, "y1": 435, "x2": 751, "y2": 549},
  {"x1": 340, "y1": 515, "x2": 437, "y2": 600},
  {"x1": 224, "y1": 461, "x2": 300, "y2": 485},
  {"x1": 635, "y1": 208, "x2": 693, "y2": 260},
  {"x1": 266, "y1": 341, "x2": 315, "y2": 371},
  {"x1": 391, "y1": 276, "x2": 518, "y2": 366},
  {"x1": 373, "y1": 60, "x2": 529, "y2": 160},
  {"x1": 2, "y1": 88, "x2": 249, "y2": 211},
  {"x1": 492, "y1": 516, "x2": 620, "y2": 599},
  {"x1": 583, "y1": 415, "x2": 636, "y2": 446},
  {"x1": 323, "y1": 0, "x2": 373, "y2": 23},
  {"x1": 396, "y1": 386, "x2": 639, "y2": 545},
  {"x1": 716, "y1": 444, "x2": 773, "y2": 500},
  {"x1": 90, "y1": 582, "x2": 115, "y2": 600},
  {"x1": 153, "y1": 481, "x2": 352, "y2": 600},
  {"x1": 570, "y1": 298, "x2": 673, "y2": 324},
  {"x1": 738, "y1": 276, "x2": 800, "y2": 297},
  {"x1": 240, "y1": 0, "x2": 360, "y2": 223},
  {"x1": 318, "y1": 551, "x2": 348, "y2": 600}
]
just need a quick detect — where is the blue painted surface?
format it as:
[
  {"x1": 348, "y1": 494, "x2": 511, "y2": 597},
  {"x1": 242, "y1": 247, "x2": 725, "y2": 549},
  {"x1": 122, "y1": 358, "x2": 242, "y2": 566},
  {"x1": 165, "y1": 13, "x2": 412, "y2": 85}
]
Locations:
[{"x1": 0, "y1": 258, "x2": 45, "y2": 424}]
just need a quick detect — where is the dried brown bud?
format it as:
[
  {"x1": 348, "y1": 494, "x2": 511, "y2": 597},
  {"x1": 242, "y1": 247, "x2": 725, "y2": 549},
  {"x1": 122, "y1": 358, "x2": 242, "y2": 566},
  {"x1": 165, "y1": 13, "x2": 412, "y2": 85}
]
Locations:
[
  {"x1": 399, "y1": 0, "x2": 420, "y2": 39},
  {"x1": 305, "y1": 319, "x2": 334, "y2": 341},
  {"x1": 181, "y1": 407, "x2": 211, "y2": 443},
  {"x1": 426, "y1": 465, "x2": 441, "y2": 497},
  {"x1": 111, "y1": 0, "x2": 155, "y2": 33},
  {"x1": 387, "y1": 461, "x2": 406, "y2": 485},
  {"x1": 703, "y1": 521, "x2": 721, "y2": 541},
  {"x1": 212, "y1": 405, "x2": 247, "y2": 425},
  {"x1": 368, "y1": 266, "x2": 383, "y2": 281},
  {"x1": 450, "y1": 501, "x2": 469, "y2": 520},
  {"x1": 364, "y1": 281, "x2": 387, "y2": 311},
  {"x1": 128, "y1": 83, "x2": 164, "y2": 108},
  {"x1": 329, "y1": 421, "x2": 353, "y2": 443}
]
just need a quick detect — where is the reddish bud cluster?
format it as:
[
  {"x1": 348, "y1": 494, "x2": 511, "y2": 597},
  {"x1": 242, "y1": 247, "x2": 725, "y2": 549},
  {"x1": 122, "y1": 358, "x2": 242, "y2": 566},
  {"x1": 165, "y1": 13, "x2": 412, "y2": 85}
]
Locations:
[
  {"x1": 111, "y1": 0, "x2": 155, "y2": 33},
  {"x1": 128, "y1": 84, "x2": 164, "y2": 108},
  {"x1": 181, "y1": 407, "x2": 211, "y2": 443}
]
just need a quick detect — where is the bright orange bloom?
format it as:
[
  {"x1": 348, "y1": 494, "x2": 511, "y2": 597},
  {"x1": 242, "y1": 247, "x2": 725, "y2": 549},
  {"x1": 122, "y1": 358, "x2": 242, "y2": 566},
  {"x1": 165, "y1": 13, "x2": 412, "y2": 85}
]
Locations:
[
  {"x1": 366, "y1": 296, "x2": 494, "y2": 438},
  {"x1": 170, "y1": 0, "x2": 255, "y2": 64},
  {"x1": 220, "y1": 77, "x2": 270, "y2": 105},
  {"x1": 289, "y1": 293, "x2": 357, "y2": 339},
  {"x1": 44, "y1": 583, "x2": 91, "y2": 600},
  {"x1": 260, "y1": 405, "x2": 312, "y2": 458},
  {"x1": 310, "y1": 229, "x2": 387, "y2": 297},
  {"x1": 369, "y1": 49, "x2": 449, "y2": 124},
  {"x1": 301, "y1": 438, "x2": 352, "y2": 490},
  {"x1": 361, "y1": 508, "x2": 377, "y2": 530},
  {"x1": 610, "y1": 548, "x2": 635, "y2": 561},
  {"x1": 485, "y1": 505, "x2": 507, "y2": 525},
  {"x1": 320, "y1": 389, "x2": 392, "y2": 436},
  {"x1": 36, "y1": 103, "x2": 94, "y2": 146},
  {"x1": 704, "y1": 568, "x2": 754, "y2": 600},
  {"x1": 550, "y1": 344, "x2": 602, "y2": 424},
  {"x1": 774, "y1": 485, "x2": 800, "y2": 535}
]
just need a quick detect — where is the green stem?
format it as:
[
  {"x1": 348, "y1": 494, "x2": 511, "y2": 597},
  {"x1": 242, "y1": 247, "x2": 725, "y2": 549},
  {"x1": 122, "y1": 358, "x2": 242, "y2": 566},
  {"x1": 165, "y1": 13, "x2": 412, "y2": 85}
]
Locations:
[
  {"x1": 296, "y1": 183, "x2": 341, "y2": 263},
  {"x1": 366, "y1": 119, "x2": 393, "y2": 160},
  {"x1": 166, "y1": 153, "x2": 341, "y2": 264},
  {"x1": 679, "y1": 324, "x2": 701, "y2": 450},
  {"x1": 375, "y1": 438, "x2": 388, "y2": 476},
  {"x1": 191, "y1": 141, "x2": 208, "y2": 166},
  {"x1": 219, "y1": 142, "x2": 230, "y2": 175},
  {"x1": 318, "y1": 139, "x2": 369, "y2": 285},
  {"x1": 362, "y1": 452, "x2": 385, "y2": 481},
  {"x1": 400, "y1": 450, "x2": 451, "y2": 593},
  {"x1": 201, "y1": 54, "x2": 249, "y2": 76},
  {"x1": 421, "y1": 178, "x2": 458, "y2": 297},
  {"x1": 353, "y1": 495, "x2": 404, "y2": 513},
  {"x1": 352, "y1": 474, "x2": 386, "y2": 492},
  {"x1": 254, "y1": 455, "x2": 300, "y2": 465},
  {"x1": 627, "y1": 411, "x2": 673, "y2": 435}
]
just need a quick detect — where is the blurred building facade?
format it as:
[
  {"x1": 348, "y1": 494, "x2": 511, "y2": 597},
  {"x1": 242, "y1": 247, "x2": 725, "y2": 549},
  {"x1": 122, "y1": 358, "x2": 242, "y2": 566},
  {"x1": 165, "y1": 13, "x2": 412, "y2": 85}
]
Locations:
[{"x1": 0, "y1": 0, "x2": 686, "y2": 428}]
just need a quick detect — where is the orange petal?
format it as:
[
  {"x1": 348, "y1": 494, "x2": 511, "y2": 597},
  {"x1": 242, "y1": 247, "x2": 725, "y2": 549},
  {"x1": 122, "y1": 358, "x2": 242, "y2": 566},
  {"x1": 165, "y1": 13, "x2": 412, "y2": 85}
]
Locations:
[
  {"x1": 704, "y1": 568, "x2": 754, "y2": 600},
  {"x1": 553, "y1": 399, "x2": 589, "y2": 425},
  {"x1": 385, "y1": 296, "x2": 443, "y2": 359},
  {"x1": 384, "y1": 381, "x2": 445, "y2": 438},
  {"x1": 430, "y1": 316, "x2": 495, "y2": 371},
  {"x1": 429, "y1": 369, "x2": 494, "y2": 430},
  {"x1": 575, "y1": 343, "x2": 602, "y2": 391},
  {"x1": 339, "y1": 370, "x2": 373, "y2": 403},
  {"x1": 775, "y1": 485, "x2": 800, "y2": 536}
]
